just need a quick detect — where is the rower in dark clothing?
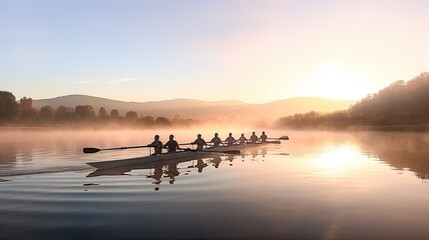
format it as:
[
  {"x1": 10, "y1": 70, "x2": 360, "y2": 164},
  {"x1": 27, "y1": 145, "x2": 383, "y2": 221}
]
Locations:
[
  {"x1": 210, "y1": 133, "x2": 223, "y2": 148},
  {"x1": 249, "y1": 132, "x2": 258, "y2": 144},
  {"x1": 164, "y1": 134, "x2": 180, "y2": 153},
  {"x1": 225, "y1": 133, "x2": 236, "y2": 146},
  {"x1": 260, "y1": 131, "x2": 268, "y2": 142},
  {"x1": 238, "y1": 133, "x2": 247, "y2": 144},
  {"x1": 192, "y1": 134, "x2": 207, "y2": 151},
  {"x1": 147, "y1": 135, "x2": 163, "y2": 155}
]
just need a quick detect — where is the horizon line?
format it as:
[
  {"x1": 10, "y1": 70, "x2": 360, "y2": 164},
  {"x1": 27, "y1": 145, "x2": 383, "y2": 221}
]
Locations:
[{"x1": 29, "y1": 93, "x2": 359, "y2": 105}]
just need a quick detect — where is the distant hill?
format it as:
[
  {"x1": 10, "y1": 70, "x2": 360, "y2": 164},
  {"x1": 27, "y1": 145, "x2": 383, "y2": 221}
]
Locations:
[{"x1": 33, "y1": 94, "x2": 357, "y2": 124}]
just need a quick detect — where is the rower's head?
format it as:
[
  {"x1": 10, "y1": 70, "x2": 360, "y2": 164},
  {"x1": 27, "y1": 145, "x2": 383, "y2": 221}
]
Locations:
[
  {"x1": 214, "y1": 133, "x2": 218, "y2": 137},
  {"x1": 169, "y1": 134, "x2": 174, "y2": 140},
  {"x1": 154, "y1": 135, "x2": 160, "y2": 141},
  {"x1": 197, "y1": 134, "x2": 202, "y2": 139},
  {"x1": 252, "y1": 131, "x2": 256, "y2": 135},
  {"x1": 241, "y1": 133, "x2": 244, "y2": 137},
  {"x1": 229, "y1": 133, "x2": 232, "y2": 137},
  {"x1": 262, "y1": 131, "x2": 265, "y2": 134}
]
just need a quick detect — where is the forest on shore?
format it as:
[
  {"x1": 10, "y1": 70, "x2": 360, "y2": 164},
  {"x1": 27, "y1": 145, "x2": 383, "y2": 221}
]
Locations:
[
  {"x1": 0, "y1": 92, "x2": 200, "y2": 128},
  {"x1": 276, "y1": 72, "x2": 429, "y2": 131}
]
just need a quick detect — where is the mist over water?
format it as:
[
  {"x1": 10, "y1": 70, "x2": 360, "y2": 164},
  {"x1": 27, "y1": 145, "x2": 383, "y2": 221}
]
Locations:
[
  {"x1": 1, "y1": 129, "x2": 429, "y2": 239},
  {"x1": 0, "y1": 128, "x2": 264, "y2": 176}
]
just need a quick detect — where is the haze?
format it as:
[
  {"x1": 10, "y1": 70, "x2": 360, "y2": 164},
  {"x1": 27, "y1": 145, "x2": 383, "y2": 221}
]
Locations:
[{"x1": 1, "y1": 1, "x2": 428, "y2": 103}]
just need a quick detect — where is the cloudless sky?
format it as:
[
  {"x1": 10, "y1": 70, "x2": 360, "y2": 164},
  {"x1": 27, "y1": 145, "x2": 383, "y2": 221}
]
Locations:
[{"x1": 1, "y1": 0, "x2": 428, "y2": 103}]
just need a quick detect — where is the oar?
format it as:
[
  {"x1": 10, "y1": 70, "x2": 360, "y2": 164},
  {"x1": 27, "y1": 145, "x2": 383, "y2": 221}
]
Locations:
[
  {"x1": 268, "y1": 135, "x2": 289, "y2": 140},
  {"x1": 83, "y1": 145, "x2": 151, "y2": 154}
]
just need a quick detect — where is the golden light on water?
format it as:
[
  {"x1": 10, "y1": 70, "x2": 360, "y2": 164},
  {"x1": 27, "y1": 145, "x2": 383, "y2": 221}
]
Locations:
[{"x1": 310, "y1": 144, "x2": 364, "y2": 173}]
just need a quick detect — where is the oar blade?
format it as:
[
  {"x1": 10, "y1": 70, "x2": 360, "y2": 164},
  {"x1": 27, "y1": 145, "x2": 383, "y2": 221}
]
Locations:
[
  {"x1": 83, "y1": 148, "x2": 101, "y2": 154},
  {"x1": 279, "y1": 136, "x2": 289, "y2": 140}
]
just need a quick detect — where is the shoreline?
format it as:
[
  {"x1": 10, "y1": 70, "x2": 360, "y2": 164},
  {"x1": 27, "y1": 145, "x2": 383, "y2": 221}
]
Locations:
[{"x1": 1, "y1": 123, "x2": 429, "y2": 132}]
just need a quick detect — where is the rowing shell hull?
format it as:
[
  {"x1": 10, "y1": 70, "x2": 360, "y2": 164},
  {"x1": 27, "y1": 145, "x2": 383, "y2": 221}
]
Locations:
[
  {"x1": 87, "y1": 151, "x2": 213, "y2": 169},
  {"x1": 87, "y1": 141, "x2": 282, "y2": 169}
]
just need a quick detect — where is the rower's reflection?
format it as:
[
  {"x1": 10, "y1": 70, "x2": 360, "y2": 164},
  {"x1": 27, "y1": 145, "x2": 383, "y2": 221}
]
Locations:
[
  {"x1": 148, "y1": 165, "x2": 163, "y2": 191},
  {"x1": 196, "y1": 159, "x2": 207, "y2": 173},
  {"x1": 250, "y1": 148, "x2": 258, "y2": 158},
  {"x1": 228, "y1": 155, "x2": 234, "y2": 166},
  {"x1": 165, "y1": 163, "x2": 179, "y2": 184},
  {"x1": 148, "y1": 163, "x2": 180, "y2": 190},
  {"x1": 239, "y1": 147, "x2": 268, "y2": 161},
  {"x1": 261, "y1": 148, "x2": 267, "y2": 157},
  {"x1": 211, "y1": 155, "x2": 222, "y2": 168}
]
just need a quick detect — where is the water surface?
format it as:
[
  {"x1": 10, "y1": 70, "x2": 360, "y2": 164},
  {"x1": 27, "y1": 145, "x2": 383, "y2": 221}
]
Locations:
[{"x1": 1, "y1": 129, "x2": 429, "y2": 239}]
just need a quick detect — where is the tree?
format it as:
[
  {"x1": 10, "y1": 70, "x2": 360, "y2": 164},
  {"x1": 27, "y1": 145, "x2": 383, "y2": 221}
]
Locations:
[
  {"x1": 19, "y1": 97, "x2": 38, "y2": 121},
  {"x1": 75, "y1": 105, "x2": 96, "y2": 121},
  {"x1": 139, "y1": 116, "x2": 155, "y2": 127},
  {"x1": 98, "y1": 107, "x2": 108, "y2": 120},
  {"x1": 126, "y1": 111, "x2": 138, "y2": 121},
  {"x1": 55, "y1": 106, "x2": 76, "y2": 122},
  {"x1": 0, "y1": 91, "x2": 19, "y2": 123},
  {"x1": 39, "y1": 106, "x2": 55, "y2": 122},
  {"x1": 155, "y1": 116, "x2": 172, "y2": 126},
  {"x1": 65, "y1": 107, "x2": 76, "y2": 121},
  {"x1": 55, "y1": 106, "x2": 68, "y2": 122},
  {"x1": 110, "y1": 109, "x2": 119, "y2": 118}
]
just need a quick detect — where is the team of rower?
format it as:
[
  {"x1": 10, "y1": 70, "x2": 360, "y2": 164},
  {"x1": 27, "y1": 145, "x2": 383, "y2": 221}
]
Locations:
[{"x1": 147, "y1": 131, "x2": 269, "y2": 155}]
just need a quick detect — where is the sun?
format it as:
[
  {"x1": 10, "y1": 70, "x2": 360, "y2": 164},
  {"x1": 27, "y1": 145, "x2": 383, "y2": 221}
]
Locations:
[{"x1": 306, "y1": 63, "x2": 365, "y2": 100}]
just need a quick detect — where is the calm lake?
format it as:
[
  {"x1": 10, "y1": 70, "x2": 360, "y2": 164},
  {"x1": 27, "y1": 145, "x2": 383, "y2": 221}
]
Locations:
[{"x1": 1, "y1": 129, "x2": 429, "y2": 240}]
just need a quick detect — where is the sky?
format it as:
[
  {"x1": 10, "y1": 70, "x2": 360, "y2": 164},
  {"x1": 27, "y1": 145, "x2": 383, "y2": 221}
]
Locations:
[{"x1": 1, "y1": 0, "x2": 428, "y2": 104}]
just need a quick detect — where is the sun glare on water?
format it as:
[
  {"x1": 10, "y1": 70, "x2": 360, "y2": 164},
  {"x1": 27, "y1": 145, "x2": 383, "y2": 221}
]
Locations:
[{"x1": 311, "y1": 144, "x2": 365, "y2": 174}]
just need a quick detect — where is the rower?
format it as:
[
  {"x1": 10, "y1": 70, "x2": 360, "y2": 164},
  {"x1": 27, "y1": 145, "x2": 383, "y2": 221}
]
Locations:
[
  {"x1": 249, "y1": 132, "x2": 258, "y2": 144},
  {"x1": 260, "y1": 131, "x2": 268, "y2": 142},
  {"x1": 147, "y1": 135, "x2": 163, "y2": 155},
  {"x1": 210, "y1": 133, "x2": 223, "y2": 148},
  {"x1": 225, "y1": 133, "x2": 236, "y2": 146},
  {"x1": 238, "y1": 133, "x2": 247, "y2": 144},
  {"x1": 164, "y1": 134, "x2": 180, "y2": 153},
  {"x1": 192, "y1": 134, "x2": 207, "y2": 151}
]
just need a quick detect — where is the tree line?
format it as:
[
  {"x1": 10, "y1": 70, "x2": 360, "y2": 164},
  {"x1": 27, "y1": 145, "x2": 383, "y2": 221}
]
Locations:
[
  {"x1": 0, "y1": 92, "x2": 199, "y2": 127},
  {"x1": 276, "y1": 72, "x2": 429, "y2": 130}
]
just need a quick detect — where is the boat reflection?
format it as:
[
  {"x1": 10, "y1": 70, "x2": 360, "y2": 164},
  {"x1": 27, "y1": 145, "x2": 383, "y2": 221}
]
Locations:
[
  {"x1": 86, "y1": 157, "x2": 201, "y2": 177},
  {"x1": 87, "y1": 145, "x2": 282, "y2": 190}
]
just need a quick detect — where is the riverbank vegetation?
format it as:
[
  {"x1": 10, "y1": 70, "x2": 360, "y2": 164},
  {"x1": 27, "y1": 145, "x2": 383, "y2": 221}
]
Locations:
[
  {"x1": 0, "y1": 91, "x2": 200, "y2": 128},
  {"x1": 276, "y1": 72, "x2": 429, "y2": 131}
]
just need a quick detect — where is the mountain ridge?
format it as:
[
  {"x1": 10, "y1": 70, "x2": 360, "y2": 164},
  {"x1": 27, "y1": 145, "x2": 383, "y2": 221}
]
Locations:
[{"x1": 33, "y1": 94, "x2": 357, "y2": 123}]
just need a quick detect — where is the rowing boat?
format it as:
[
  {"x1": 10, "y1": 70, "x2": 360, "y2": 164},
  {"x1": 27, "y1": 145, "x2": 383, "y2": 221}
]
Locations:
[
  {"x1": 87, "y1": 150, "x2": 214, "y2": 169},
  {"x1": 87, "y1": 140, "x2": 283, "y2": 170}
]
